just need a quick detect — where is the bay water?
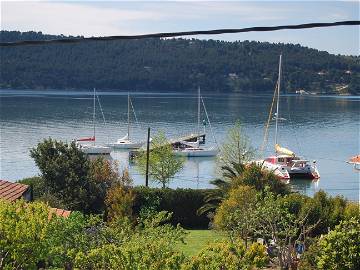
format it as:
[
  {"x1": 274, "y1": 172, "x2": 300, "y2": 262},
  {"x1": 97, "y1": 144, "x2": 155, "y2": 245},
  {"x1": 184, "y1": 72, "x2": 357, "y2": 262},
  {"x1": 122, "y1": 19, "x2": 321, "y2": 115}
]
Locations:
[{"x1": 0, "y1": 90, "x2": 359, "y2": 201}]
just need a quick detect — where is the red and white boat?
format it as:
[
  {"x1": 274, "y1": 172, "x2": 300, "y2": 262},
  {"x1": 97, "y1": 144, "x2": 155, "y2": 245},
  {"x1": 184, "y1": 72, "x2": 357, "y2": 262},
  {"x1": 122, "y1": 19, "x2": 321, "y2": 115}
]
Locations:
[
  {"x1": 347, "y1": 155, "x2": 360, "y2": 170},
  {"x1": 76, "y1": 88, "x2": 111, "y2": 155},
  {"x1": 258, "y1": 55, "x2": 320, "y2": 180},
  {"x1": 258, "y1": 145, "x2": 320, "y2": 180}
]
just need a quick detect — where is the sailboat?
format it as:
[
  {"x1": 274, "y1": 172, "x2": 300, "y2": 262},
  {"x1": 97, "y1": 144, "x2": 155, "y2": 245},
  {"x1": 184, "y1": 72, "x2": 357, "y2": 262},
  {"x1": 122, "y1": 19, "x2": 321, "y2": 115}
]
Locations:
[
  {"x1": 258, "y1": 55, "x2": 320, "y2": 180},
  {"x1": 107, "y1": 93, "x2": 144, "y2": 149},
  {"x1": 174, "y1": 87, "x2": 218, "y2": 157},
  {"x1": 76, "y1": 88, "x2": 111, "y2": 155}
]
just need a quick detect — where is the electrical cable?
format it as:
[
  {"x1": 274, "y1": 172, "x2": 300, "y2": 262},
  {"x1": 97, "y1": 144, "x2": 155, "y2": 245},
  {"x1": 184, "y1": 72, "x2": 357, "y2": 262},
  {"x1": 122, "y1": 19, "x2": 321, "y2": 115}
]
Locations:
[{"x1": 1, "y1": 20, "x2": 358, "y2": 47}]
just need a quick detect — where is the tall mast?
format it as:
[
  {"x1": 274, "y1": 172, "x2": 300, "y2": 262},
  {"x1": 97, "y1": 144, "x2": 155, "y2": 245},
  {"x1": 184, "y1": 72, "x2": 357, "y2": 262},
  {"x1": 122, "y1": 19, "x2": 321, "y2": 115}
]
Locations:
[
  {"x1": 274, "y1": 54, "x2": 282, "y2": 149},
  {"x1": 127, "y1": 92, "x2": 130, "y2": 140},
  {"x1": 197, "y1": 86, "x2": 201, "y2": 137},
  {"x1": 93, "y1": 88, "x2": 96, "y2": 145}
]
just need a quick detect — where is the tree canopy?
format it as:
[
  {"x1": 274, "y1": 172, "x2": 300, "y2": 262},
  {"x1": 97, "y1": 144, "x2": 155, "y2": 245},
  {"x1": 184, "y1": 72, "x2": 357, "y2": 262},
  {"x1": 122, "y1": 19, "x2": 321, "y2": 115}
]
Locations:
[{"x1": 1, "y1": 30, "x2": 359, "y2": 94}]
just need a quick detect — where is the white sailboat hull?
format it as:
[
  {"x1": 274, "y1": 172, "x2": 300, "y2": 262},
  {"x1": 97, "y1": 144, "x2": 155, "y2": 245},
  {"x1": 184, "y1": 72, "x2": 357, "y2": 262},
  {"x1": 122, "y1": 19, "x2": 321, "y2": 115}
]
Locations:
[
  {"x1": 78, "y1": 144, "x2": 112, "y2": 155},
  {"x1": 174, "y1": 147, "x2": 218, "y2": 157},
  {"x1": 108, "y1": 140, "x2": 144, "y2": 149}
]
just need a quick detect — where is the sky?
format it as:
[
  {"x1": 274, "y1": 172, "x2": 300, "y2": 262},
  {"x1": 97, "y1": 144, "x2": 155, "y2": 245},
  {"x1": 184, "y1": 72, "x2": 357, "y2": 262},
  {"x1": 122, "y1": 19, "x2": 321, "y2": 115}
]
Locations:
[{"x1": 1, "y1": 0, "x2": 359, "y2": 55}]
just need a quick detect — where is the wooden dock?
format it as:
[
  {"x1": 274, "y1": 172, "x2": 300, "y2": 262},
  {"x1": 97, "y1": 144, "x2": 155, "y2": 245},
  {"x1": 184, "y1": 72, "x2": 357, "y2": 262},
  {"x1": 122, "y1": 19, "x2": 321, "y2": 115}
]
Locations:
[{"x1": 129, "y1": 133, "x2": 206, "y2": 160}]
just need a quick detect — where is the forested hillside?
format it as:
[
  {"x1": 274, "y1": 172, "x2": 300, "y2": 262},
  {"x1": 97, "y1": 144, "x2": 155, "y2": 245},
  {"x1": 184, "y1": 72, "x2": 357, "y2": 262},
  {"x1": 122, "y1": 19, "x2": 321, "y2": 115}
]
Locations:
[{"x1": 1, "y1": 31, "x2": 359, "y2": 94}]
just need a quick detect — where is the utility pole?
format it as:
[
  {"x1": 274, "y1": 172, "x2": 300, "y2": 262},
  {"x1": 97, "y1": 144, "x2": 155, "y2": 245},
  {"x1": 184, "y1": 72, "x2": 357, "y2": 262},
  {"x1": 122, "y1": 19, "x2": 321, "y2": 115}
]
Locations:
[{"x1": 145, "y1": 127, "x2": 150, "y2": 187}]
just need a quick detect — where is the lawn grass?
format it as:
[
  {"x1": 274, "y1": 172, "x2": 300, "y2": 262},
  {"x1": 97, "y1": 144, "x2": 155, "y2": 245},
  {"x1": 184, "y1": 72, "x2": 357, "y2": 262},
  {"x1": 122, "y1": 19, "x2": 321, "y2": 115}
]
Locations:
[{"x1": 178, "y1": 229, "x2": 227, "y2": 257}]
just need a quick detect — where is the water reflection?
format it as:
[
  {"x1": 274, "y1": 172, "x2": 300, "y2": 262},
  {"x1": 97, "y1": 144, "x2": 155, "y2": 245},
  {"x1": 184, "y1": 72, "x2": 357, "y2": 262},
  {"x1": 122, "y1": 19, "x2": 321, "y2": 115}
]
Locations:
[{"x1": 290, "y1": 179, "x2": 320, "y2": 197}]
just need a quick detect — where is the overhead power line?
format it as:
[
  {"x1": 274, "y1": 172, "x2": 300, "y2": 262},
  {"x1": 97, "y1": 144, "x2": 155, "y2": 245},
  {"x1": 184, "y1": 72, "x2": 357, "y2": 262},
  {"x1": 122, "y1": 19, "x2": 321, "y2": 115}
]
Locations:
[{"x1": 0, "y1": 20, "x2": 359, "y2": 47}]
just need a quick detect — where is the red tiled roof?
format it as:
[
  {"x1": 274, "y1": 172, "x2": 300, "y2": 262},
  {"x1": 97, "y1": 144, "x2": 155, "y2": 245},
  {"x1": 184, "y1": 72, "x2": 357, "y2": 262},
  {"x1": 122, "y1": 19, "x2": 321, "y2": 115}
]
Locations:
[
  {"x1": 49, "y1": 208, "x2": 72, "y2": 218},
  {"x1": 0, "y1": 179, "x2": 30, "y2": 202}
]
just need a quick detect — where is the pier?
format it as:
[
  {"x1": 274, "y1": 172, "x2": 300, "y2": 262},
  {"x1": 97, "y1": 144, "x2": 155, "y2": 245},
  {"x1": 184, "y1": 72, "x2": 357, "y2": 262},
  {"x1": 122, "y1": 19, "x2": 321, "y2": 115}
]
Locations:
[
  {"x1": 129, "y1": 133, "x2": 206, "y2": 160},
  {"x1": 169, "y1": 133, "x2": 206, "y2": 146}
]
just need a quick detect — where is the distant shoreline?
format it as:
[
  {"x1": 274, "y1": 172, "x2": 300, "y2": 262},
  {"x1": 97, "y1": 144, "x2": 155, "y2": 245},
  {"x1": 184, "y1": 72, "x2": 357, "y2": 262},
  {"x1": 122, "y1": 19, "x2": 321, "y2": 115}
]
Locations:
[{"x1": 1, "y1": 88, "x2": 359, "y2": 97}]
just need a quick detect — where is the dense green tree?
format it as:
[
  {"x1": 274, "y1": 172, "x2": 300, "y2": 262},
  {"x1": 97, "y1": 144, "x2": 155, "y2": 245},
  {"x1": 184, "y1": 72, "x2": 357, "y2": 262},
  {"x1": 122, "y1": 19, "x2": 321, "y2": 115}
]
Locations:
[
  {"x1": 74, "y1": 211, "x2": 187, "y2": 270},
  {"x1": 1, "y1": 30, "x2": 359, "y2": 94},
  {"x1": 0, "y1": 199, "x2": 187, "y2": 270},
  {"x1": 30, "y1": 138, "x2": 120, "y2": 213}
]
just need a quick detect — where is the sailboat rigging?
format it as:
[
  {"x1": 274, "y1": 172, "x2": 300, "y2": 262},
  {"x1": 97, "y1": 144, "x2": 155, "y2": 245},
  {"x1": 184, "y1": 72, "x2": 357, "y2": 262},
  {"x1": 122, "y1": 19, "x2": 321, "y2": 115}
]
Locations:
[
  {"x1": 174, "y1": 87, "x2": 218, "y2": 157},
  {"x1": 257, "y1": 55, "x2": 320, "y2": 180},
  {"x1": 107, "y1": 92, "x2": 144, "y2": 149},
  {"x1": 76, "y1": 88, "x2": 111, "y2": 155}
]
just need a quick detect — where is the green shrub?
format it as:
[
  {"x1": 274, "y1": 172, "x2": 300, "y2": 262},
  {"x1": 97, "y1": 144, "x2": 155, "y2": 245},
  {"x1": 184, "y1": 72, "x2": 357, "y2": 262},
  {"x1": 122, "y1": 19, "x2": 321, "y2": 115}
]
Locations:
[
  {"x1": 344, "y1": 201, "x2": 360, "y2": 220},
  {"x1": 75, "y1": 211, "x2": 187, "y2": 270},
  {"x1": 213, "y1": 185, "x2": 257, "y2": 247},
  {"x1": 75, "y1": 240, "x2": 186, "y2": 270},
  {"x1": 17, "y1": 176, "x2": 45, "y2": 200},
  {"x1": 182, "y1": 241, "x2": 268, "y2": 270},
  {"x1": 300, "y1": 218, "x2": 360, "y2": 270},
  {"x1": 0, "y1": 199, "x2": 51, "y2": 270},
  {"x1": 133, "y1": 187, "x2": 212, "y2": 229}
]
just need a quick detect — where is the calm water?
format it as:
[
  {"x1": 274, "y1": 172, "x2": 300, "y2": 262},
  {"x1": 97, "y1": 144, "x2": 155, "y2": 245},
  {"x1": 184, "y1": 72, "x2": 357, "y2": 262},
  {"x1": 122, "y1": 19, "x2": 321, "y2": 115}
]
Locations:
[{"x1": 0, "y1": 89, "x2": 359, "y2": 201}]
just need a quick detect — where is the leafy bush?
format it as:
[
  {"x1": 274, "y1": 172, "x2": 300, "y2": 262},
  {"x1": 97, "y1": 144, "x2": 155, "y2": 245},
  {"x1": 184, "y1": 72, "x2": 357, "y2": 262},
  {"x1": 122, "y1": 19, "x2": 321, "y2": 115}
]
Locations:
[
  {"x1": 75, "y1": 237, "x2": 186, "y2": 270},
  {"x1": 183, "y1": 241, "x2": 268, "y2": 270},
  {"x1": 75, "y1": 211, "x2": 187, "y2": 270},
  {"x1": 0, "y1": 199, "x2": 51, "y2": 270},
  {"x1": 0, "y1": 199, "x2": 186, "y2": 269},
  {"x1": 17, "y1": 176, "x2": 45, "y2": 200},
  {"x1": 105, "y1": 184, "x2": 135, "y2": 222},
  {"x1": 133, "y1": 187, "x2": 211, "y2": 229},
  {"x1": 344, "y1": 201, "x2": 360, "y2": 221},
  {"x1": 233, "y1": 163, "x2": 290, "y2": 195},
  {"x1": 213, "y1": 185, "x2": 257, "y2": 246},
  {"x1": 300, "y1": 218, "x2": 360, "y2": 270}
]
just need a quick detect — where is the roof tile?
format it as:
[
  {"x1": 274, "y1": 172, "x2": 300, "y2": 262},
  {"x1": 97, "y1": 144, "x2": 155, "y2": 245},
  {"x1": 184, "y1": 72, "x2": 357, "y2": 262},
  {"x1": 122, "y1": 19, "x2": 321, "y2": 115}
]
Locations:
[{"x1": 0, "y1": 179, "x2": 30, "y2": 202}]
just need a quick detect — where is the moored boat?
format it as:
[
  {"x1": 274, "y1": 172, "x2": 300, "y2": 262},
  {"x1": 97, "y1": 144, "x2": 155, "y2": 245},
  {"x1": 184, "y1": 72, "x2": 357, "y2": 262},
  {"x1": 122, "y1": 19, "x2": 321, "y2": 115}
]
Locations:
[
  {"x1": 173, "y1": 87, "x2": 218, "y2": 157},
  {"x1": 107, "y1": 93, "x2": 144, "y2": 149},
  {"x1": 76, "y1": 88, "x2": 111, "y2": 155},
  {"x1": 347, "y1": 155, "x2": 360, "y2": 170},
  {"x1": 258, "y1": 54, "x2": 320, "y2": 180}
]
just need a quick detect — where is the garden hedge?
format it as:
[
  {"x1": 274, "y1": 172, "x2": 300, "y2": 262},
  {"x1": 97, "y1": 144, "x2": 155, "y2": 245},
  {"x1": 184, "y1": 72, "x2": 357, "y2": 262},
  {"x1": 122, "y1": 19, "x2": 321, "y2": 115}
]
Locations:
[{"x1": 132, "y1": 187, "x2": 216, "y2": 229}]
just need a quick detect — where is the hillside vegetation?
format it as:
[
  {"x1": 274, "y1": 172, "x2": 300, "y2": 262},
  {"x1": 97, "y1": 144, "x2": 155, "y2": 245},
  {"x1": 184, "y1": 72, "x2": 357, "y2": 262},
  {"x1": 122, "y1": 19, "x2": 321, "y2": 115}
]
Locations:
[{"x1": 1, "y1": 30, "x2": 359, "y2": 94}]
